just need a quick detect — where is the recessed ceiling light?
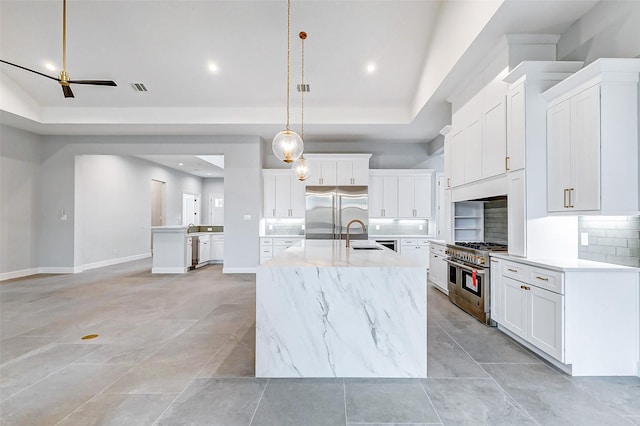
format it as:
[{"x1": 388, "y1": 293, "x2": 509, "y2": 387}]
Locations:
[
  {"x1": 178, "y1": 162, "x2": 184, "y2": 166},
  {"x1": 366, "y1": 63, "x2": 376, "y2": 73},
  {"x1": 44, "y1": 62, "x2": 57, "y2": 71},
  {"x1": 208, "y1": 63, "x2": 219, "y2": 73}
]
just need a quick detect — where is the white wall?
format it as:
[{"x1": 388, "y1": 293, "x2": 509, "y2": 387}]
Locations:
[
  {"x1": 2, "y1": 131, "x2": 262, "y2": 276},
  {"x1": 75, "y1": 155, "x2": 203, "y2": 268},
  {"x1": 557, "y1": 1, "x2": 640, "y2": 63},
  {"x1": 0, "y1": 125, "x2": 42, "y2": 278}
]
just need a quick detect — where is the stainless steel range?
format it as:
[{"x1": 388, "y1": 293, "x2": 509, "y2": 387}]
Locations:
[{"x1": 445, "y1": 242, "x2": 508, "y2": 325}]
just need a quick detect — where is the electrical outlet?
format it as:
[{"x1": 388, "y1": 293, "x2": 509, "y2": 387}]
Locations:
[
  {"x1": 243, "y1": 215, "x2": 251, "y2": 221},
  {"x1": 375, "y1": 225, "x2": 380, "y2": 231},
  {"x1": 419, "y1": 224, "x2": 424, "y2": 231},
  {"x1": 207, "y1": 227, "x2": 213, "y2": 231},
  {"x1": 580, "y1": 232, "x2": 589, "y2": 246}
]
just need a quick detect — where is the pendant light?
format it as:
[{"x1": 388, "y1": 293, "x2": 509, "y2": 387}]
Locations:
[
  {"x1": 272, "y1": 0, "x2": 303, "y2": 163},
  {"x1": 292, "y1": 31, "x2": 310, "y2": 181}
]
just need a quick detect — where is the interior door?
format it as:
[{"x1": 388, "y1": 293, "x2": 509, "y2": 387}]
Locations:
[{"x1": 182, "y1": 193, "x2": 200, "y2": 225}]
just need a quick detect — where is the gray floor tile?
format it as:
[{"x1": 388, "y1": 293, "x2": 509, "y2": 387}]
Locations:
[
  {"x1": 422, "y1": 378, "x2": 535, "y2": 425},
  {"x1": 57, "y1": 393, "x2": 176, "y2": 426},
  {"x1": 0, "y1": 343, "x2": 101, "y2": 401},
  {"x1": 251, "y1": 378, "x2": 346, "y2": 426},
  {"x1": 427, "y1": 326, "x2": 488, "y2": 378},
  {"x1": 440, "y1": 320, "x2": 540, "y2": 364},
  {"x1": 155, "y1": 378, "x2": 267, "y2": 426},
  {"x1": 76, "y1": 319, "x2": 197, "y2": 365},
  {"x1": 0, "y1": 363, "x2": 129, "y2": 426},
  {"x1": 345, "y1": 378, "x2": 439, "y2": 424},
  {"x1": 484, "y1": 363, "x2": 631, "y2": 425},
  {"x1": 571, "y1": 376, "x2": 640, "y2": 416},
  {"x1": 104, "y1": 331, "x2": 228, "y2": 394},
  {"x1": 0, "y1": 335, "x2": 54, "y2": 365},
  {"x1": 199, "y1": 319, "x2": 256, "y2": 378}
]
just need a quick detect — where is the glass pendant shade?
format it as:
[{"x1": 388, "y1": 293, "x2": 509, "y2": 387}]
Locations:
[
  {"x1": 292, "y1": 155, "x2": 309, "y2": 181},
  {"x1": 272, "y1": 129, "x2": 303, "y2": 163}
]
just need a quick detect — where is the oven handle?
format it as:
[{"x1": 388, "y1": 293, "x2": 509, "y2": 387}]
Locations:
[{"x1": 445, "y1": 259, "x2": 486, "y2": 274}]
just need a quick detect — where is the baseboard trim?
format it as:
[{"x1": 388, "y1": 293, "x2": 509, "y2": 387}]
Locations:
[
  {"x1": 223, "y1": 267, "x2": 256, "y2": 274},
  {"x1": 0, "y1": 267, "x2": 40, "y2": 281},
  {"x1": 82, "y1": 253, "x2": 151, "y2": 271},
  {"x1": 152, "y1": 266, "x2": 188, "y2": 274},
  {"x1": 1, "y1": 253, "x2": 153, "y2": 281},
  {"x1": 38, "y1": 266, "x2": 81, "y2": 274}
]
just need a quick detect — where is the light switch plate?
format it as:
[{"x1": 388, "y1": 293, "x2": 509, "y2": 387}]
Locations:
[
  {"x1": 243, "y1": 215, "x2": 251, "y2": 221},
  {"x1": 580, "y1": 232, "x2": 589, "y2": 246}
]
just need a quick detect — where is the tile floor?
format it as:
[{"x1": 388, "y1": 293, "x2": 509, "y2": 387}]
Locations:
[{"x1": 1, "y1": 260, "x2": 638, "y2": 425}]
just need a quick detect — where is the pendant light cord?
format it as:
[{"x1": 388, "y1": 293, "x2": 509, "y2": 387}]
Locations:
[
  {"x1": 285, "y1": 0, "x2": 292, "y2": 130},
  {"x1": 300, "y1": 31, "x2": 306, "y2": 139}
]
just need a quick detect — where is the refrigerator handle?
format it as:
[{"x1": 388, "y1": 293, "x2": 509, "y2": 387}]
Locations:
[
  {"x1": 337, "y1": 194, "x2": 342, "y2": 240},
  {"x1": 332, "y1": 194, "x2": 337, "y2": 240}
]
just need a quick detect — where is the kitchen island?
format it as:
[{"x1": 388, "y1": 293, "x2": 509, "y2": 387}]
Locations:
[{"x1": 256, "y1": 239, "x2": 427, "y2": 378}]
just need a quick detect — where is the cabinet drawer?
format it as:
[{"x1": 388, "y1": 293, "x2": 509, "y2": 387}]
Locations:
[
  {"x1": 528, "y1": 267, "x2": 564, "y2": 294},
  {"x1": 261, "y1": 247, "x2": 273, "y2": 256},
  {"x1": 430, "y1": 244, "x2": 447, "y2": 256},
  {"x1": 401, "y1": 239, "x2": 417, "y2": 246},
  {"x1": 417, "y1": 239, "x2": 430, "y2": 246},
  {"x1": 502, "y1": 261, "x2": 527, "y2": 281},
  {"x1": 261, "y1": 238, "x2": 274, "y2": 246},
  {"x1": 273, "y1": 238, "x2": 302, "y2": 247}
]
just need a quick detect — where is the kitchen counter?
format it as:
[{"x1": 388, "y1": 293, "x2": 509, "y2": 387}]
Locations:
[
  {"x1": 262, "y1": 239, "x2": 417, "y2": 268},
  {"x1": 490, "y1": 253, "x2": 640, "y2": 272},
  {"x1": 256, "y1": 239, "x2": 427, "y2": 378}
]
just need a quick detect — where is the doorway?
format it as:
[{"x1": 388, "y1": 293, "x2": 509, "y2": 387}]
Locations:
[
  {"x1": 209, "y1": 193, "x2": 224, "y2": 226},
  {"x1": 151, "y1": 179, "x2": 166, "y2": 252},
  {"x1": 182, "y1": 193, "x2": 200, "y2": 225}
]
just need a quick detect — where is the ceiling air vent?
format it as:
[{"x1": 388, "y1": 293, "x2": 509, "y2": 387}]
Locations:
[
  {"x1": 131, "y1": 83, "x2": 148, "y2": 92},
  {"x1": 297, "y1": 84, "x2": 310, "y2": 92}
]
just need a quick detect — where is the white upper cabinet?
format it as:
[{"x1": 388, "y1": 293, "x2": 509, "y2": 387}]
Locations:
[
  {"x1": 482, "y1": 79, "x2": 508, "y2": 179},
  {"x1": 398, "y1": 173, "x2": 433, "y2": 218},
  {"x1": 307, "y1": 160, "x2": 337, "y2": 186},
  {"x1": 543, "y1": 59, "x2": 640, "y2": 215},
  {"x1": 505, "y1": 82, "x2": 526, "y2": 172},
  {"x1": 305, "y1": 154, "x2": 371, "y2": 186},
  {"x1": 448, "y1": 77, "x2": 508, "y2": 188},
  {"x1": 368, "y1": 172, "x2": 398, "y2": 218},
  {"x1": 336, "y1": 159, "x2": 369, "y2": 185},
  {"x1": 263, "y1": 170, "x2": 305, "y2": 218}
]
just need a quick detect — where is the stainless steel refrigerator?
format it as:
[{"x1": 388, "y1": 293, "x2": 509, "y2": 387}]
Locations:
[{"x1": 305, "y1": 186, "x2": 368, "y2": 240}]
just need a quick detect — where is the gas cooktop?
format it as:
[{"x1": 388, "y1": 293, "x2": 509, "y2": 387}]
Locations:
[{"x1": 453, "y1": 242, "x2": 508, "y2": 252}]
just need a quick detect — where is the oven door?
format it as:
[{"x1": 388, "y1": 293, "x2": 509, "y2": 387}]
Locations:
[{"x1": 446, "y1": 259, "x2": 490, "y2": 324}]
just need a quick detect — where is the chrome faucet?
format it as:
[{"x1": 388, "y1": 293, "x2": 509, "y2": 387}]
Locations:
[{"x1": 345, "y1": 219, "x2": 366, "y2": 248}]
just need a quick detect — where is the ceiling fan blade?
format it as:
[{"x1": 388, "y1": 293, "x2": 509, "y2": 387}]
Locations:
[
  {"x1": 68, "y1": 79, "x2": 117, "y2": 86},
  {"x1": 62, "y1": 85, "x2": 74, "y2": 98},
  {"x1": 0, "y1": 59, "x2": 60, "y2": 82}
]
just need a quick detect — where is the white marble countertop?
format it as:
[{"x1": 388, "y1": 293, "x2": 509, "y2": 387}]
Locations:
[
  {"x1": 261, "y1": 240, "x2": 420, "y2": 268},
  {"x1": 491, "y1": 253, "x2": 640, "y2": 272}
]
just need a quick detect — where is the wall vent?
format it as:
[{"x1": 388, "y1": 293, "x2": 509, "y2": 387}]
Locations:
[
  {"x1": 297, "y1": 84, "x2": 310, "y2": 92},
  {"x1": 131, "y1": 83, "x2": 148, "y2": 92}
]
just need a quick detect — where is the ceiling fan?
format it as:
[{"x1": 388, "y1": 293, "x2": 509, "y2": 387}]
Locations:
[{"x1": 0, "y1": 0, "x2": 116, "y2": 98}]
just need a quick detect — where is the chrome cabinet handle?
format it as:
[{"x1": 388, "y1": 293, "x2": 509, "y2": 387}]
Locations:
[
  {"x1": 490, "y1": 259, "x2": 498, "y2": 263},
  {"x1": 505, "y1": 156, "x2": 510, "y2": 171},
  {"x1": 563, "y1": 188, "x2": 568, "y2": 208},
  {"x1": 507, "y1": 268, "x2": 518, "y2": 273},
  {"x1": 535, "y1": 276, "x2": 549, "y2": 281}
]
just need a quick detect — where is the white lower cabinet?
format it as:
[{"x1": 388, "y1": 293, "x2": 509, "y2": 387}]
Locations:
[
  {"x1": 211, "y1": 234, "x2": 224, "y2": 263},
  {"x1": 492, "y1": 255, "x2": 639, "y2": 376},
  {"x1": 198, "y1": 235, "x2": 211, "y2": 264},
  {"x1": 498, "y1": 260, "x2": 563, "y2": 361},
  {"x1": 400, "y1": 239, "x2": 429, "y2": 268},
  {"x1": 260, "y1": 237, "x2": 303, "y2": 264},
  {"x1": 428, "y1": 242, "x2": 447, "y2": 294}
]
